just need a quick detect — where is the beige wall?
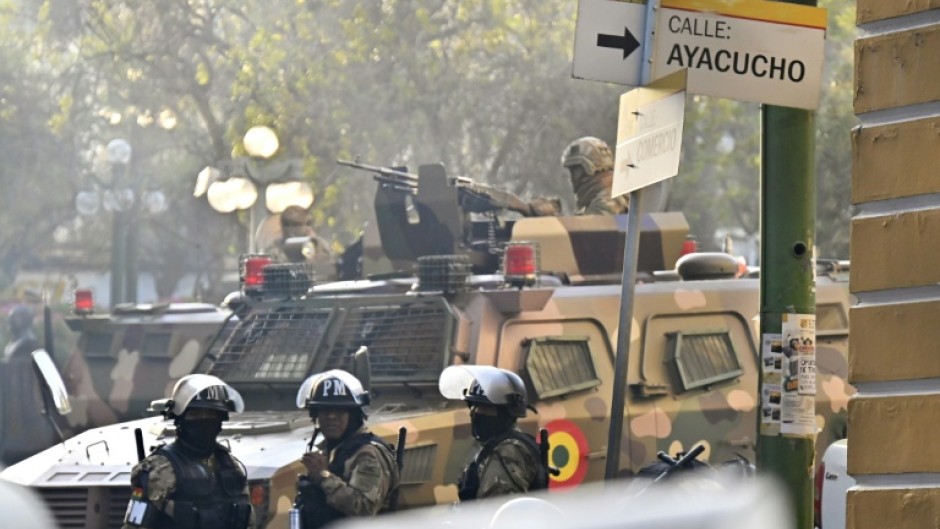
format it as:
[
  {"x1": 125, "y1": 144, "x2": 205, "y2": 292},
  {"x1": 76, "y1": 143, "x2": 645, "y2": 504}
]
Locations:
[{"x1": 849, "y1": 2, "x2": 940, "y2": 528}]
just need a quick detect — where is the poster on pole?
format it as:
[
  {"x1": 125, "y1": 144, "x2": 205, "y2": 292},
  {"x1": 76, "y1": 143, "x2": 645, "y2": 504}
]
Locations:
[{"x1": 760, "y1": 314, "x2": 816, "y2": 437}]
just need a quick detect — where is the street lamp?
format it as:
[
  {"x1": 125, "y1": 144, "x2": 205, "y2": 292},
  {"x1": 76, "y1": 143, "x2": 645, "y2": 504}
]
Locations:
[
  {"x1": 75, "y1": 139, "x2": 167, "y2": 307},
  {"x1": 195, "y1": 126, "x2": 314, "y2": 252}
]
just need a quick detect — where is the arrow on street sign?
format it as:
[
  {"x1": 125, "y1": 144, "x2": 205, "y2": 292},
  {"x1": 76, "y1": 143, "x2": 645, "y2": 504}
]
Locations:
[
  {"x1": 572, "y1": 0, "x2": 647, "y2": 86},
  {"x1": 597, "y1": 27, "x2": 641, "y2": 60}
]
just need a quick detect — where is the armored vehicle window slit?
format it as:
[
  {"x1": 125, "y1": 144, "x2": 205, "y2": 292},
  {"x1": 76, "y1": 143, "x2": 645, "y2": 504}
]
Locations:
[
  {"x1": 524, "y1": 337, "x2": 601, "y2": 400},
  {"x1": 399, "y1": 444, "x2": 437, "y2": 485},
  {"x1": 82, "y1": 331, "x2": 116, "y2": 357},
  {"x1": 665, "y1": 331, "x2": 743, "y2": 392},
  {"x1": 140, "y1": 332, "x2": 172, "y2": 357}
]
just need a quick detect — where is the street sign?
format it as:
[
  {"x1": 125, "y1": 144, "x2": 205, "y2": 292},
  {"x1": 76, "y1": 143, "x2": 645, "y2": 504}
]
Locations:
[
  {"x1": 572, "y1": 0, "x2": 647, "y2": 86},
  {"x1": 653, "y1": 0, "x2": 827, "y2": 110},
  {"x1": 612, "y1": 69, "x2": 687, "y2": 197}
]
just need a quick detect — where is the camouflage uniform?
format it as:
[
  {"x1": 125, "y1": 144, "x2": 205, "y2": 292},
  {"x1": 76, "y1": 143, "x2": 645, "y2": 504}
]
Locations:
[
  {"x1": 561, "y1": 136, "x2": 630, "y2": 215},
  {"x1": 295, "y1": 369, "x2": 400, "y2": 528},
  {"x1": 440, "y1": 366, "x2": 546, "y2": 502},
  {"x1": 123, "y1": 447, "x2": 254, "y2": 529},
  {"x1": 264, "y1": 205, "x2": 332, "y2": 265},
  {"x1": 298, "y1": 425, "x2": 399, "y2": 517},
  {"x1": 123, "y1": 374, "x2": 252, "y2": 529},
  {"x1": 460, "y1": 428, "x2": 541, "y2": 499}
]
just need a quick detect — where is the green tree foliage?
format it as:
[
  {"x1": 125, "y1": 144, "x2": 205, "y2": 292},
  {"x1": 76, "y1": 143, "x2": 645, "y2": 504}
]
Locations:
[{"x1": 0, "y1": 0, "x2": 854, "y2": 301}]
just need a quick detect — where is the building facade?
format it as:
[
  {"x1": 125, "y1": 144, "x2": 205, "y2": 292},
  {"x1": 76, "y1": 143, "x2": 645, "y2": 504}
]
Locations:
[{"x1": 849, "y1": 2, "x2": 940, "y2": 527}]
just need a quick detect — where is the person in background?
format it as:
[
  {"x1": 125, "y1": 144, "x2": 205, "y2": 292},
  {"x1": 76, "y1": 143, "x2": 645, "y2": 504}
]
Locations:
[{"x1": 0, "y1": 304, "x2": 55, "y2": 464}]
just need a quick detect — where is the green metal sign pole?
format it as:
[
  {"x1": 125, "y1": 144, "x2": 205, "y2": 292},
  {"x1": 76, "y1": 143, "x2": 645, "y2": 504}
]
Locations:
[{"x1": 758, "y1": 1, "x2": 818, "y2": 527}]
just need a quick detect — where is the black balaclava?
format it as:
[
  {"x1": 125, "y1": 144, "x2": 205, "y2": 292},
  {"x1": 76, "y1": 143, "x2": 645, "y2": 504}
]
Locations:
[
  {"x1": 470, "y1": 406, "x2": 516, "y2": 443},
  {"x1": 176, "y1": 414, "x2": 223, "y2": 457}
]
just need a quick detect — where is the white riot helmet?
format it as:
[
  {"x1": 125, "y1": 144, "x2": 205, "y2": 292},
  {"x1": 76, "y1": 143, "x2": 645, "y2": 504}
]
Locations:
[
  {"x1": 161, "y1": 374, "x2": 244, "y2": 420},
  {"x1": 439, "y1": 365, "x2": 530, "y2": 418},
  {"x1": 296, "y1": 369, "x2": 370, "y2": 413}
]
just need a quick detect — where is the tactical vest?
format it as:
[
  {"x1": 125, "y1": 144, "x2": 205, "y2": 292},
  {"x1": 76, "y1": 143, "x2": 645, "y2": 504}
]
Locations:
[
  {"x1": 156, "y1": 442, "x2": 251, "y2": 529},
  {"x1": 296, "y1": 432, "x2": 396, "y2": 529},
  {"x1": 457, "y1": 430, "x2": 547, "y2": 501}
]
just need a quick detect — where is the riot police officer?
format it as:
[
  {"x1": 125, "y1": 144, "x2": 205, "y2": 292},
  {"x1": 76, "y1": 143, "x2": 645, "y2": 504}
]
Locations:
[
  {"x1": 122, "y1": 374, "x2": 253, "y2": 529},
  {"x1": 439, "y1": 365, "x2": 546, "y2": 501},
  {"x1": 293, "y1": 369, "x2": 399, "y2": 528},
  {"x1": 561, "y1": 136, "x2": 630, "y2": 215}
]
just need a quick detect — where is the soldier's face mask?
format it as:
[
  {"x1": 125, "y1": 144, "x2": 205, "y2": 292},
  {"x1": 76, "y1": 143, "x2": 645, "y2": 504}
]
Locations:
[
  {"x1": 177, "y1": 412, "x2": 224, "y2": 453},
  {"x1": 469, "y1": 403, "x2": 514, "y2": 442},
  {"x1": 568, "y1": 166, "x2": 592, "y2": 188}
]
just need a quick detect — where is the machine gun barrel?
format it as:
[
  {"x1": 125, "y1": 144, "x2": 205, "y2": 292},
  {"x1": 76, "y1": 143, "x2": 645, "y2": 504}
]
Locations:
[
  {"x1": 338, "y1": 158, "x2": 546, "y2": 216},
  {"x1": 337, "y1": 159, "x2": 418, "y2": 182}
]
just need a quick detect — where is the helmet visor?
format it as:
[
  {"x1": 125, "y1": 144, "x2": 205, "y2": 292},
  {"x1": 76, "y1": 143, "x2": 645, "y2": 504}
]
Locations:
[{"x1": 439, "y1": 365, "x2": 526, "y2": 407}]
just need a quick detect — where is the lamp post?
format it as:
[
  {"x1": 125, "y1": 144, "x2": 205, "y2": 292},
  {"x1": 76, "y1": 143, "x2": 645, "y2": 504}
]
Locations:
[
  {"x1": 194, "y1": 126, "x2": 314, "y2": 253},
  {"x1": 106, "y1": 139, "x2": 132, "y2": 307},
  {"x1": 75, "y1": 139, "x2": 168, "y2": 307}
]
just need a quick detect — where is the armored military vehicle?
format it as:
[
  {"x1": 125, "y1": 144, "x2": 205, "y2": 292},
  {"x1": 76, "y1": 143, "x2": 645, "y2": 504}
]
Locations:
[
  {"x1": 54, "y1": 292, "x2": 232, "y2": 438},
  {"x1": 0, "y1": 163, "x2": 853, "y2": 529}
]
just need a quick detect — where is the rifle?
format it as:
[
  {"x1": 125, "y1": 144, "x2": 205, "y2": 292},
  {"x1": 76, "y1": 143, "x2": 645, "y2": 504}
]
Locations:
[
  {"x1": 539, "y1": 428, "x2": 561, "y2": 489},
  {"x1": 337, "y1": 158, "x2": 554, "y2": 216},
  {"x1": 134, "y1": 428, "x2": 146, "y2": 462},
  {"x1": 391, "y1": 426, "x2": 407, "y2": 511}
]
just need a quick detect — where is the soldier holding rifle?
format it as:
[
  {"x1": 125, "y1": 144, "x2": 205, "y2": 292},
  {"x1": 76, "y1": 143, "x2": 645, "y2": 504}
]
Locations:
[{"x1": 292, "y1": 370, "x2": 399, "y2": 529}]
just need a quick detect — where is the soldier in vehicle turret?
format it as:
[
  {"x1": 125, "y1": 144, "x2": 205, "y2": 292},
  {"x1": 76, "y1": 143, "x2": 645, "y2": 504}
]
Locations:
[
  {"x1": 122, "y1": 374, "x2": 253, "y2": 529},
  {"x1": 561, "y1": 136, "x2": 630, "y2": 215},
  {"x1": 265, "y1": 205, "x2": 332, "y2": 266},
  {"x1": 518, "y1": 136, "x2": 629, "y2": 217},
  {"x1": 293, "y1": 369, "x2": 400, "y2": 528},
  {"x1": 439, "y1": 365, "x2": 546, "y2": 501}
]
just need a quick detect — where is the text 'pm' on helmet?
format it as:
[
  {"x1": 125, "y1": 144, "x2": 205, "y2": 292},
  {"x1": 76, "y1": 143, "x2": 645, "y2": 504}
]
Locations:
[{"x1": 296, "y1": 369, "x2": 370, "y2": 409}]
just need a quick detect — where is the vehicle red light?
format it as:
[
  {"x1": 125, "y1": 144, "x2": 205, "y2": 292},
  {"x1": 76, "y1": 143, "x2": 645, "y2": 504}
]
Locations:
[
  {"x1": 814, "y1": 460, "x2": 825, "y2": 528},
  {"x1": 503, "y1": 242, "x2": 539, "y2": 287},
  {"x1": 74, "y1": 288, "x2": 94, "y2": 314},
  {"x1": 243, "y1": 256, "x2": 272, "y2": 289},
  {"x1": 681, "y1": 237, "x2": 698, "y2": 256}
]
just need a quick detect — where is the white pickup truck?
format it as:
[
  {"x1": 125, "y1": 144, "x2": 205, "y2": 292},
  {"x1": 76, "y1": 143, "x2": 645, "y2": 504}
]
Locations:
[{"x1": 816, "y1": 439, "x2": 854, "y2": 529}]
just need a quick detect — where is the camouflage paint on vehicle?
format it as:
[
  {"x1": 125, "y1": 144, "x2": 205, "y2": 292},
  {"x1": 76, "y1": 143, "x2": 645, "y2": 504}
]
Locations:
[
  {"x1": 58, "y1": 303, "x2": 232, "y2": 435},
  {"x1": 1, "y1": 163, "x2": 853, "y2": 529}
]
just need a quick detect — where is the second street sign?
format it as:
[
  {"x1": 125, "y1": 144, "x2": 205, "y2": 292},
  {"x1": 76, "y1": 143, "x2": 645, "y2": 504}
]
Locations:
[
  {"x1": 652, "y1": 0, "x2": 827, "y2": 110},
  {"x1": 572, "y1": 0, "x2": 647, "y2": 86}
]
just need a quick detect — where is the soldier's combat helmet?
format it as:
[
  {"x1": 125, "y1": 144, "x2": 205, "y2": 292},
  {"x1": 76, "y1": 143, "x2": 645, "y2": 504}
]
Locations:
[
  {"x1": 561, "y1": 136, "x2": 614, "y2": 176},
  {"x1": 439, "y1": 365, "x2": 530, "y2": 418},
  {"x1": 296, "y1": 369, "x2": 370, "y2": 412},
  {"x1": 161, "y1": 374, "x2": 244, "y2": 420}
]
